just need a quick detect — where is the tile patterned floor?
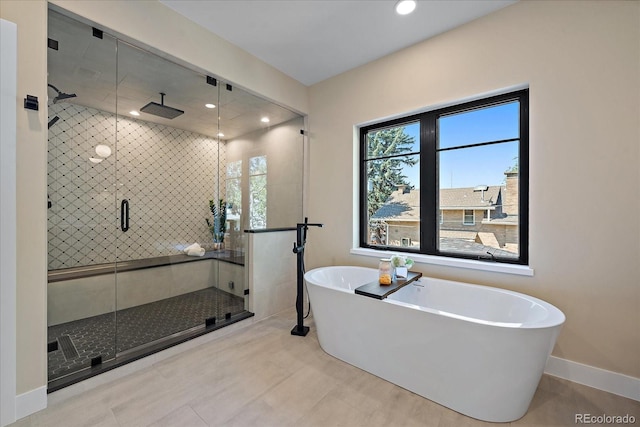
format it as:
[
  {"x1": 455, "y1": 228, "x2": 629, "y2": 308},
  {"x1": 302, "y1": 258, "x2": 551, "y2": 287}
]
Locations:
[
  {"x1": 15, "y1": 309, "x2": 637, "y2": 426},
  {"x1": 48, "y1": 287, "x2": 245, "y2": 381}
]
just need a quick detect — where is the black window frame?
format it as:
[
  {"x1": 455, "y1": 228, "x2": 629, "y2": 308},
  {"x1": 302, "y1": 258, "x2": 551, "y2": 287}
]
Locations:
[{"x1": 359, "y1": 89, "x2": 529, "y2": 265}]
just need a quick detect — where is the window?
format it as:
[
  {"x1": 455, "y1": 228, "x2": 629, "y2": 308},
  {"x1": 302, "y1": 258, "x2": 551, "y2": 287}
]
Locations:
[
  {"x1": 463, "y1": 210, "x2": 475, "y2": 225},
  {"x1": 249, "y1": 155, "x2": 267, "y2": 229},
  {"x1": 360, "y1": 89, "x2": 528, "y2": 264},
  {"x1": 225, "y1": 160, "x2": 242, "y2": 229}
]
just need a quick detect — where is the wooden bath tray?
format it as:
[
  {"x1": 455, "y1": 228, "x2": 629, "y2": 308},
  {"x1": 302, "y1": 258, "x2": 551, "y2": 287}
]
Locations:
[{"x1": 355, "y1": 271, "x2": 422, "y2": 300}]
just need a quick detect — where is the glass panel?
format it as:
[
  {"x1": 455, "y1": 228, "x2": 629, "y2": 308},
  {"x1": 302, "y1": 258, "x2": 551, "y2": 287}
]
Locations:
[
  {"x1": 222, "y1": 86, "x2": 304, "y2": 230},
  {"x1": 438, "y1": 141, "x2": 519, "y2": 260},
  {"x1": 438, "y1": 101, "x2": 519, "y2": 149},
  {"x1": 225, "y1": 160, "x2": 242, "y2": 249},
  {"x1": 115, "y1": 41, "x2": 228, "y2": 354},
  {"x1": 47, "y1": 7, "x2": 304, "y2": 386},
  {"x1": 47, "y1": 9, "x2": 118, "y2": 382},
  {"x1": 365, "y1": 154, "x2": 420, "y2": 248}
]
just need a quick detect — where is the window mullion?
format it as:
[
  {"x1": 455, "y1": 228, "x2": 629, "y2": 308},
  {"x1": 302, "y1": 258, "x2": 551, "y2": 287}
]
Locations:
[{"x1": 420, "y1": 114, "x2": 437, "y2": 255}]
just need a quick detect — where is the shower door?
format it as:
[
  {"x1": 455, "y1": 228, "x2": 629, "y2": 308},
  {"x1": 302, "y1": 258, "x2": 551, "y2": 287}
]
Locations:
[{"x1": 114, "y1": 41, "x2": 241, "y2": 356}]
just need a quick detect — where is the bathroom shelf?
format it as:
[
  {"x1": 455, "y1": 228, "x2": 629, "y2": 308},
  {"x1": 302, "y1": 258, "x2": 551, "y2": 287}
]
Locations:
[{"x1": 355, "y1": 271, "x2": 422, "y2": 300}]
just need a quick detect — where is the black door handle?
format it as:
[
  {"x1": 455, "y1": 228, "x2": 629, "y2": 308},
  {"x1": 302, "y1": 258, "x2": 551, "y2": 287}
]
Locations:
[{"x1": 121, "y1": 199, "x2": 129, "y2": 232}]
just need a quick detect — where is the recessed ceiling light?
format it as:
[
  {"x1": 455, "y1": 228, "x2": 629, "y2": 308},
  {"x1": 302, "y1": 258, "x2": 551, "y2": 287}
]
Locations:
[
  {"x1": 395, "y1": 0, "x2": 416, "y2": 15},
  {"x1": 261, "y1": 117, "x2": 270, "y2": 123},
  {"x1": 217, "y1": 132, "x2": 225, "y2": 137},
  {"x1": 130, "y1": 110, "x2": 140, "y2": 116},
  {"x1": 205, "y1": 104, "x2": 216, "y2": 109},
  {"x1": 89, "y1": 157, "x2": 103, "y2": 164}
]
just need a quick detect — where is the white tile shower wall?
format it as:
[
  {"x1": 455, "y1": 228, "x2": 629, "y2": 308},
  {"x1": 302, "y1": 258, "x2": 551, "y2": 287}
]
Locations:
[
  {"x1": 47, "y1": 103, "x2": 226, "y2": 270},
  {"x1": 247, "y1": 230, "x2": 297, "y2": 321}
]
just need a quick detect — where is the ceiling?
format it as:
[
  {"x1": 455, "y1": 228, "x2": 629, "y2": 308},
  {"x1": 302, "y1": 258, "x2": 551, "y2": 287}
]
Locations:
[
  {"x1": 48, "y1": 1, "x2": 516, "y2": 139},
  {"x1": 160, "y1": 0, "x2": 517, "y2": 86},
  {"x1": 47, "y1": 10, "x2": 300, "y2": 140}
]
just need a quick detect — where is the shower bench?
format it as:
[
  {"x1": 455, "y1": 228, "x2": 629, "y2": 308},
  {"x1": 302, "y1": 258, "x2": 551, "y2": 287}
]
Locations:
[{"x1": 47, "y1": 250, "x2": 245, "y2": 326}]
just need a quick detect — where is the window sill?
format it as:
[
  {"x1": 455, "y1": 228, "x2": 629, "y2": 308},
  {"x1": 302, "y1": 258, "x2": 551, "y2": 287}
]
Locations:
[{"x1": 350, "y1": 247, "x2": 534, "y2": 277}]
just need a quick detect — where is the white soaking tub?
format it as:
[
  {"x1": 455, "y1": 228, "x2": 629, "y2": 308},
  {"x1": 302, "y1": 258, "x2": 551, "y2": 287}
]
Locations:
[{"x1": 304, "y1": 266, "x2": 565, "y2": 422}]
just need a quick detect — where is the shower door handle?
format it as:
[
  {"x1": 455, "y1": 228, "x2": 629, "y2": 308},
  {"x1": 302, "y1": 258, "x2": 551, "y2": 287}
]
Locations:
[{"x1": 121, "y1": 199, "x2": 129, "y2": 232}]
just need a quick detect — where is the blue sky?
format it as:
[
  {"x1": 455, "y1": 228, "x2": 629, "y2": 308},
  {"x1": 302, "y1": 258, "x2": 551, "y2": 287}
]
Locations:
[{"x1": 402, "y1": 101, "x2": 519, "y2": 189}]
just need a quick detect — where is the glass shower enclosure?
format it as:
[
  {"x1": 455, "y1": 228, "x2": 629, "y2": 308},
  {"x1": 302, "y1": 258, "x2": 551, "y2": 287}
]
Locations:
[{"x1": 46, "y1": 8, "x2": 303, "y2": 389}]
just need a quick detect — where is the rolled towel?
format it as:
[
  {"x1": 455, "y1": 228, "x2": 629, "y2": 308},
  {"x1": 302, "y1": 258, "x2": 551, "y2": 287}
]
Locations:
[
  {"x1": 186, "y1": 247, "x2": 205, "y2": 257},
  {"x1": 183, "y1": 243, "x2": 202, "y2": 254}
]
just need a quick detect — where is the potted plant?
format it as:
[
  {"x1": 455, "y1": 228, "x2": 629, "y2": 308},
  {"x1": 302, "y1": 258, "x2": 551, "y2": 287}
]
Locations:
[
  {"x1": 206, "y1": 198, "x2": 227, "y2": 250},
  {"x1": 390, "y1": 254, "x2": 414, "y2": 279}
]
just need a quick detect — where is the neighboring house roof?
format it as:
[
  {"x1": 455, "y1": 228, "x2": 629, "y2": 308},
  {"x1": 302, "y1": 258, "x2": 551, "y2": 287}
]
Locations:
[
  {"x1": 371, "y1": 185, "x2": 503, "y2": 221},
  {"x1": 371, "y1": 186, "x2": 420, "y2": 221},
  {"x1": 439, "y1": 185, "x2": 502, "y2": 209}
]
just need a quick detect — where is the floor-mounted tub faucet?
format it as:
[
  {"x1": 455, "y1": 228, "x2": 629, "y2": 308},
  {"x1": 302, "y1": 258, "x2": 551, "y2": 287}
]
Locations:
[{"x1": 291, "y1": 218, "x2": 323, "y2": 337}]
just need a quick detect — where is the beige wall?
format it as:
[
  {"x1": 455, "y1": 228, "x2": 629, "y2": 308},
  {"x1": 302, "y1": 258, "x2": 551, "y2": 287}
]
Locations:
[
  {"x1": 0, "y1": 0, "x2": 49, "y2": 396},
  {"x1": 308, "y1": 1, "x2": 640, "y2": 378},
  {"x1": 1, "y1": 0, "x2": 308, "y2": 396}
]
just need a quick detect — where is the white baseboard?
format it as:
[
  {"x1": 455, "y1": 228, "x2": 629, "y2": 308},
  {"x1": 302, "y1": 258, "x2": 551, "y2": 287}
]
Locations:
[
  {"x1": 15, "y1": 386, "x2": 47, "y2": 420},
  {"x1": 545, "y1": 356, "x2": 640, "y2": 402}
]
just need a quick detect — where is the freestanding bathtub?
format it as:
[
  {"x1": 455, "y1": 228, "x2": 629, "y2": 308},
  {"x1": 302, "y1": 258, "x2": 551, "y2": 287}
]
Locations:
[{"x1": 305, "y1": 266, "x2": 565, "y2": 422}]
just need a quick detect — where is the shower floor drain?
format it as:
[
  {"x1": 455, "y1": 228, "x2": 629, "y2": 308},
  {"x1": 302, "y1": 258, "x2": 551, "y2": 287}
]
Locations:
[
  {"x1": 48, "y1": 287, "x2": 245, "y2": 381},
  {"x1": 58, "y1": 335, "x2": 79, "y2": 360}
]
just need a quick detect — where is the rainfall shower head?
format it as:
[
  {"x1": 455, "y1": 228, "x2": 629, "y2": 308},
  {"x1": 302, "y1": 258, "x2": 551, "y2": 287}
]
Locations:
[
  {"x1": 48, "y1": 84, "x2": 77, "y2": 104},
  {"x1": 140, "y1": 92, "x2": 184, "y2": 119}
]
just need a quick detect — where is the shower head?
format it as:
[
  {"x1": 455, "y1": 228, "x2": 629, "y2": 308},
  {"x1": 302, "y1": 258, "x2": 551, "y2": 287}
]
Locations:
[
  {"x1": 48, "y1": 83, "x2": 77, "y2": 104},
  {"x1": 140, "y1": 92, "x2": 184, "y2": 119}
]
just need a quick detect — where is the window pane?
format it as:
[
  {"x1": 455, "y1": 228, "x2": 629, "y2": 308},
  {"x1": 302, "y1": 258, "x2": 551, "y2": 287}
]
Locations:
[
  {"x1": 366, "y1": 122, "x2": 419, "y2": 160},
  {"x1": 227, "y1": 160, "x2": 241, "y2": 178},
  {"x1": 225, "y1": 178, "x2": 241, "y2": 217},
  {"x1": 463, "y1": 210, "x2": 474, "y2": 225},
  {"x1": 438, "y1": 142, "x2": 519, "y2": 260},
  {"x1": 249, "y1": 175, "x2": 266, "y2": 229},
  {"x1": 249, "y1": 155, "x2": 267, "y2": 229},
  {"x1": 438, "y1": 101, "x2": 519, "y2": 149},
  {"x1": 249, "y1": 155, "x2": 267, "y2": 175},
  {"x1": 366, "y1": 154, "x2": 419, "y2": 248}
]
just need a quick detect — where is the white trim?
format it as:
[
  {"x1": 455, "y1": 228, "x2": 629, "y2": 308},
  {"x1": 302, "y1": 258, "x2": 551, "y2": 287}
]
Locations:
[
  {"x1": 545, "y1": 356, "x2": 640, "y2": 402},
  {"x1": 0, "y1": 18, "x2": 18, "y2": 427},
  {"x1": 14, "y1": 387, "x2": 46, "y2": 420},
  {"x1": 351, "y1": 247, "x2": 534, "y2": 276}
]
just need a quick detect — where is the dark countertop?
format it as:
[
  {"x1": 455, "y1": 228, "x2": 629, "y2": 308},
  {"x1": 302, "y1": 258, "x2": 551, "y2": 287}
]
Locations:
[{"x1": 48, "y1": 250, "x2": 245, "y2": 283}]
